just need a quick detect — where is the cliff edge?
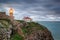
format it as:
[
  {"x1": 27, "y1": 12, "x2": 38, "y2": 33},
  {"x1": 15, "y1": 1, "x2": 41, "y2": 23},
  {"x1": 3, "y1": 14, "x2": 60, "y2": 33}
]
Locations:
[
  {"x1": 16, "y1": 20, "x2": 54, "y2": 40},
  {"x1": 0, "y1": 13, "x2": 54, "y2": 40}
]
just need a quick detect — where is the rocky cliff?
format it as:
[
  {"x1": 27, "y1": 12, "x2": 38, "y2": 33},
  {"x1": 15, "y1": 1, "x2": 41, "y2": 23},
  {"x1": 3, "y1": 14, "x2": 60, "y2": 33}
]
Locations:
[
  {"x1": 16, "y1": 20, "x2": 54, "y2": 40},
  {"x1": 0, "y1": 16, "x2": 54, "y2": 40}
]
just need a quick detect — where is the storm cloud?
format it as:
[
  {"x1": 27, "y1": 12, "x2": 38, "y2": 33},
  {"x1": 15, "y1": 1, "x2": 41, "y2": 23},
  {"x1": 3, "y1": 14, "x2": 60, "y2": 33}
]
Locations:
[{"x1": 0, "y1": 0, "x2": 60, "y2": 21}]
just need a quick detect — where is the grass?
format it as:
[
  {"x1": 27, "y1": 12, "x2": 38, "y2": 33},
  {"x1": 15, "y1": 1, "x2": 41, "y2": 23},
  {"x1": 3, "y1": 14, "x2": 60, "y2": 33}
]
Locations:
[
  {"x1": 0, "y1": 20, "x2": 11, "y2": 28},
  {"x1": 11, "y1": 33, "x2": 23, "y2": 40},
  {"x1": 27, "y1": 22, "x2": 46, "y2": 30},
  {"x1": 21, "y1": 21, "x2": 46, "y2": 35},
  {"x1": 17, "y1": 20, "x2": 46, "y2": 34},
  {"x1": 17, "y1": 20, "x2": 24, "y2": 23},
  {"x1": 0, "y1": 19, "x2": 24, "y2": 40},
  {"x1": 0, "y1": 20, "x2": 47, "y2": 40},
  {"x1": 22, "y1": 26, "x2": 32, "y2": 35}
]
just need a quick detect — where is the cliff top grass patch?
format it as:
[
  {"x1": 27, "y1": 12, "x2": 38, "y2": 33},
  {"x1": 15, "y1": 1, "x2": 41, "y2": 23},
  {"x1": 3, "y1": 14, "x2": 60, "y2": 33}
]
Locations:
[
  {"x1": 17, "y1": 20, "x2": 47, "y2": 35},
  {"x1": 11, "y1": 33, "x2": 23, "y2": 40}
]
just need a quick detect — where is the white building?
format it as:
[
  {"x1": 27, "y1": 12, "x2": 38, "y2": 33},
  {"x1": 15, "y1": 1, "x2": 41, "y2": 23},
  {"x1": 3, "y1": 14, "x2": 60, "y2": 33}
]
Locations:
[{"x1": 23, "y1": 17, "x2": 32, "y2": 22}]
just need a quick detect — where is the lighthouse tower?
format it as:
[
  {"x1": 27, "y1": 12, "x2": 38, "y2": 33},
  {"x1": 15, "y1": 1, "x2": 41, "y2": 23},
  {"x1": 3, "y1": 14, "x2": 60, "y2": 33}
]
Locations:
[{"x1": 9, "y1": 8, "x2": 14, "y2": 19}]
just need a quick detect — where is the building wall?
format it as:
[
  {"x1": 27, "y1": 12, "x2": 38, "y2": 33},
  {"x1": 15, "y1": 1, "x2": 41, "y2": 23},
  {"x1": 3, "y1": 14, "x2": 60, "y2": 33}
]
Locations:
[
  {"x1": 24, "y1": 19, "x2": 32, "y2": 22},
  {"x1": 0, "y1": 12, "x2": 9, "y2": 19}
]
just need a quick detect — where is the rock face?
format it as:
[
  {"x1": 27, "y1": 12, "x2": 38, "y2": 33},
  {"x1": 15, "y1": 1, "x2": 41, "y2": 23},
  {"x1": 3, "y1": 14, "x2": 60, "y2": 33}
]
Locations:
[
  {"x1": 11, "y1": 20, "x2": 24, "y2": 37},
  {"x1": 0, "y1": 19, "x2": 54, "y2": 40},
  {"x1": 0, "y1": 21, "x2": 12, "y2": 40},
  {"x1": 0, "y1": 12, "x2": 54, "y2": 40},
  {"x1": 25, "y1": 29, "x2": 54, "y2": 40},
  {"x1": 21, "y1": 22, "x2": 54, "y2": 40}
]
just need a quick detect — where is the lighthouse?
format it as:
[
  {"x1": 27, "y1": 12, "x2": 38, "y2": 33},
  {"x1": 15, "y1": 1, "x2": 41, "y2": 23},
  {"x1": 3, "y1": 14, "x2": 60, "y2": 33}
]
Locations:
[{"x1": 9, "y1": 8, "x2": 14, "y2": 19}]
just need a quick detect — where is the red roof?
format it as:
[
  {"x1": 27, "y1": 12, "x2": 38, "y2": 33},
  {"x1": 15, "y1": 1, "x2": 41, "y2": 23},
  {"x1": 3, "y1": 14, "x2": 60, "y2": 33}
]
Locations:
[{"x1": 24, "y1": 17, "x2": 31, "y2": 19}]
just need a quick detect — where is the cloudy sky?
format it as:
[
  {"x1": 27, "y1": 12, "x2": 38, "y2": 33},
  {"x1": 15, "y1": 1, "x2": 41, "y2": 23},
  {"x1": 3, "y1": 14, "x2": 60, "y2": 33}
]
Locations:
[{"x1": 0, "y1": 0, "x2": 60, "y2": 21}]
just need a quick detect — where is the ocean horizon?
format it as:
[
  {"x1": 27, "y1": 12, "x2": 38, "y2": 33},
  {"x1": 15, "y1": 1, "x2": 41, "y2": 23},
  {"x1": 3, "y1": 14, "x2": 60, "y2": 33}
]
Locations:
[{"x1": 37, "y1": 21, "x2": 60, "y2": 40}]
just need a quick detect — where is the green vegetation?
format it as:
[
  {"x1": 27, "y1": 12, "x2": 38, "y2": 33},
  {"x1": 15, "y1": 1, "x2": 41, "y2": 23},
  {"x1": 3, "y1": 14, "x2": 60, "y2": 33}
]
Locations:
[
  {"x1": 17, "y1": 20, "x2": 45, "y2": 35},
  {"x1": 0, "y1": 19, "x2": 24, "y2": 40},
  {"x1": 0, "y1": 19, "x2": 11, "y2": 28},
  {"x1": 0, "y1": 19, "x2": 10, "y2": 23},
  {"x1": 17, "y1": 20, "x2": 46, "y2": 35},
  {"x1": 22, "y1": 22, "x2": 46, "y2": 35},
  {"x1": 0, "y1": 20, "x2": 46, "y2": 40},
  {"x1": 22, "y1": 26, "x2": 32, "y2": 35},
  {"x1": 17, "y1": 20, "x2": 24, "y2": 23},
  {"x1": 11, "y1": 33, "x2": 23, "y2": 40}
]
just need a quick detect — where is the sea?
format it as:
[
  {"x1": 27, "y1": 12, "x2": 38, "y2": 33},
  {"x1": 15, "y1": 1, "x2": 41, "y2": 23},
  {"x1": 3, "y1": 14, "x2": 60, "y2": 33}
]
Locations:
[{"x1": 37, "y1": 21, "x2": 60, "y2": 40}]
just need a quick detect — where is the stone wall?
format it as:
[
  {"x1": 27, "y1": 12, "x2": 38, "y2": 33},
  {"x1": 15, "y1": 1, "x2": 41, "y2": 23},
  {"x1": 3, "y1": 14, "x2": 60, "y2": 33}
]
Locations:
[
  {"x1": 0, "y1": 12, "x2": 9, "y2": 19},
  {"x1": 0, "y1": 12, "x2": 15, "y2": 22}
]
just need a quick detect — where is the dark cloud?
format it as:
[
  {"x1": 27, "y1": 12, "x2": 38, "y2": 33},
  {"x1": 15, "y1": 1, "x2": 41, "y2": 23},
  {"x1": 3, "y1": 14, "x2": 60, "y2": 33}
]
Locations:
[
  {"x1": 0, "y1": 0, "x2": 37, "y2": 4},
  {"x1": 53, "y1": 0, "x2": 60, "y2": 2},
  {"x1": 0, "y1": 0, "x2": 60, "y2": 21}
]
